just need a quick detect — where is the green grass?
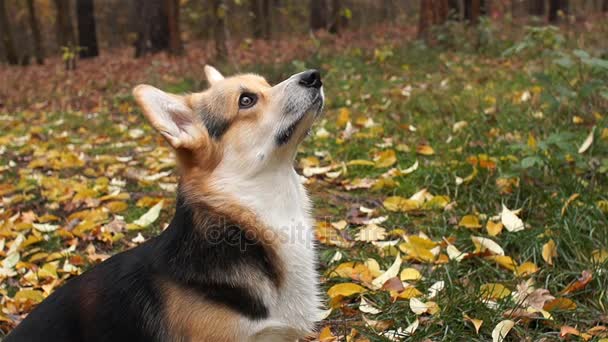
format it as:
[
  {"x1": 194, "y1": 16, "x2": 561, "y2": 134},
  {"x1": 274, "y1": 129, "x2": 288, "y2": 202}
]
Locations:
[{"x1": 1, "y1": 21, "x2": 607, "y2": 340}]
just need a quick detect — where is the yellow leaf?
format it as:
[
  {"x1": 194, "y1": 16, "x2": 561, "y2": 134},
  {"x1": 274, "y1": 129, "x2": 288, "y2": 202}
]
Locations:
[
  {"x1": 327, "y1": 283, "x2": 366, "y2": 299},
  {"x1": 395, "y1": 286, "x2": 423, "y2": 300},
  {"x1": 131, "y1": 200, "x2": 164, "y2": 228},
  {"x1": 542, "y1": 239, "x2": 557, "y2": 266},
  {"x1": 459, "y1": 215, "x2": 482, "y2": 229},
  {"x1": 106, "y1": 201, "x2": 128, "y2": 213},
  {"x1": 561, "y1": 193, "x2": 580, "y2": 216},
  {"x1": 486, "y1": 255, "x2": 517, "y2": 271},
  {"x1": 515, "y1": 261, "x2": 539, "y2": 276},
  {"x1": 446, "y1": 244, "x2": 468, "y2": 262},
  {"x1": 416, "y1": 144, "x2": 435, "y2": 156},
  {"x1": 336, "y1": 107, "x2": 351, "y2": 128},
  {"x1": 374, "y1": 150, "x2": 397, "y2": 168},
  {"x1": 319, "y1": 326, "x2": 337, "y2": 341},
  {"x1": 591, "y1": 249, "x2": 608, "y2": 264},
  {"x1": 400, "y1": 268, "x2": 422, "y2": 281},
  {"x1": 464, "y1": 314, "x2": 483, "y2": 334},
  {"x1": 492, "y1": 320, "x2": 515, "y2": 342},
  {"x1": 486, "y1": 221, "x2": 504, "y2": 236},
  {"x1": 383, "y1": 196, "x2": 420, "y2": 212},
  {"x1": 347, "y1": 159, "x2": 376, "y2": 166},
  {"x1": 544, "y1": 297, "x2": 577, "y2": 311},
  {"x1": 14, "y1": 289, "x2": 45, "y2": 303},
  {"x1": 527, "y1": 133, "x2": 537, "y2": 150},
  {"x1": 480, "y1": 283, "x2": 511, "y2": 300},
  {"x1": 578, "y1": 126, "x2": 595, "y2": 154}
]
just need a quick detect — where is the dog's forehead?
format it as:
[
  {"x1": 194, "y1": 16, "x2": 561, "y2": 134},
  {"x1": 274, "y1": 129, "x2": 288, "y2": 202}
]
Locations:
[{"x1": 211, "y1": 74, "x2": 271, "y2": 92}]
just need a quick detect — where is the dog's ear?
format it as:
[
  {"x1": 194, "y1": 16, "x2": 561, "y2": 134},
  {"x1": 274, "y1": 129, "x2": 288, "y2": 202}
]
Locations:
[
  {"x1": 133, "y1": 85, "x2": 207, "y2": 150},
  {"x1": 204, "y1": 65, "x2": 224, "y2": 85}
]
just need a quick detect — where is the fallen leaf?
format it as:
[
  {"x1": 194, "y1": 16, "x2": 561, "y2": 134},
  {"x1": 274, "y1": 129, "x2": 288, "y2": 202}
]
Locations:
[
  {"x1": 327, "y1": 283, "x2": 366, "y2": 299},
  {"x1": 416, "y1": 144, "x2": 435, "y2": 156},
  {"x1": 486, "y1": 221, "x2": 504, "y2": 236},
  {"x1": 32, "y1": 223, "x2": 60, "y2": 232},
  {"x1": 480, "y1": 283, "x2": 511, "y2": 300},
  {"x1": 464, "y1": 314, "x2": 483, "y2": 334},
  {"x1": 446, "y1": 244, "x2": 468, "y2": 262},
  {"x1": 371, "y1": 254, "x2": 402, "y2": 289},
  {"x1": 560, "y1": 270, "x2": 592, "y2": 295},
  {"x1": 383, "y1": 196, "x2": 420, "y2": 212},
  {"x1": 492, "y1": 320, "x2": 515, "y2": 342},
  {"x1": 404, "y1": 319, "x2": 419, "y2": 336},
  {"x1": 472, "y1": 236, "x2": 505, "y2": 255},
  {"x1": 356, "y1": 224, "x2": 387, "y2": 242},
  {"x1": 400, "y1": 268, "x2": 422, "y2": 281},
  {"x1": 515, "y1": 262, "x2": 539, "y2": 276},
  {"x1": 130, "y1": 200, "x2": 164, "y2": 229},
  {"x1": 409, "y1": 297, "x2": 428, "y2": 315},
  {"x1": 544, "y1": 297, "x2": 577, "y2": 311},
  {"x1": 359, "y1": 297, "x2": 381, "y2": 314},
  {"x1": 561, "y1": 193, "x2": 580, "y2": 216},
  {"x1": 542, "y1": 239, "x2": 557, "y2": 265},
  {"x1": 578, "y1": 126, "x2": 595, "y2": 154},
  {"x1": 374, "y1": 150, "x2": 397, "y2": 168},
  {"x1": 459, "y1": 215, "x2": 482, "y2": 229},
  {"x1": 501, "y1": 205, "x2": 524, "y2": 232}
]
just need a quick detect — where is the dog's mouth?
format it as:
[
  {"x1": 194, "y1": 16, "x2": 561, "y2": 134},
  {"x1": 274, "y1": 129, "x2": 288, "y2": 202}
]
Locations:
[{"x1": 275, "y1": 93, "x2": 324, "y2": 146}]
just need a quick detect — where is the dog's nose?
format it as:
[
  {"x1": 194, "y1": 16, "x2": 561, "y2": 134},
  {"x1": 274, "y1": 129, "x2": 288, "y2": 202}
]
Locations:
[{"x1": 298, "y1": 69, "x2": 322, "y2": 89}]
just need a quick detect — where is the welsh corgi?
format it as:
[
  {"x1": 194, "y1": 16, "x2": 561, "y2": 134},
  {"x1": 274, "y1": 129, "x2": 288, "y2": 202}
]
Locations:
[{"x1": 6, "y1": 66, "x2": 325, "y2": 341}]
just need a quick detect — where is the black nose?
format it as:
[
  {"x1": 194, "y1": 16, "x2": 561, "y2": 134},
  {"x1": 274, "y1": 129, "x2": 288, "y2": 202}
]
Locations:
[{"x1": 298, "y1": 69, "x2": 322, "y2": 88}]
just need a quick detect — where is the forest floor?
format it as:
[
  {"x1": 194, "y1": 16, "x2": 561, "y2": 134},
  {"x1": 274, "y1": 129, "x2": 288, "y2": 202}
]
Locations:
[{"x1": 1, "y1": 19, "x2": 608, "y2": 341}]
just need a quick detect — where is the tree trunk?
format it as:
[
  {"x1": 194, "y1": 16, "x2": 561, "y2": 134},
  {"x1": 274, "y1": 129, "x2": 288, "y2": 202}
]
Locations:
[
  {"x1": 436, "y1": 0, "x2": 449, "y2": 24},
  {"x1": 26, "y1": 0, "x2": 44, "y2": 64},
  {"x1": 328, "y1": 0, "x2": 344, "y2": 34},
  {"x1": 211, "y1": 0, "x2": 228, "y2": 62},
  {"x1": 134, "y1": 0, "x2": 169, "y2": 57},
  {"x1": 464, "y1": 0, "x2": 481, "y2": 24},
  {"x1": 53, "y1": 0, "x2": 76, "y2": 47},
  {"x1": 603, "y1": 0, "x2": 608, "y2": 12},
  {"x1": 548, "y1": 0, "x2": 568, "y2": 22},
  {"x1": 77, "y1": 0, "x2": 99, "y2": 58},
  {"x1": 528, "y1": 0, "x2": 545, "y2": 16},
  {"x1": 310, "y1": 0, "x2": 327, "y2": 31},
  {"x1": 251, "y1": 0, "x2": 271, "y2": 39},
  {"x1": 0, "y1": 0, "x2": 18, "y2": 65},
  {"x1": 418, "y1": 0, "x2": 434, "y2": 41},
  {"x1": 448, "y1": 0, "x2": 461, "y2": 20},
  {"x1": 166, "y1": 0, "x2": 183, "y2": 55}
]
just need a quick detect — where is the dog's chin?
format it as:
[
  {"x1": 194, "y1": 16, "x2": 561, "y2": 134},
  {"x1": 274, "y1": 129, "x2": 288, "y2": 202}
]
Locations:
[{"x1": 275, "y1": 98, "x2": 324, "y2": 147}]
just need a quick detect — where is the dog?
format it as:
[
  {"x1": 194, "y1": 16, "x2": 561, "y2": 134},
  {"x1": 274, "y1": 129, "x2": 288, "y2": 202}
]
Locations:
[{"x1": 6, "y1": 65, "x2": 325, "y2": 341}]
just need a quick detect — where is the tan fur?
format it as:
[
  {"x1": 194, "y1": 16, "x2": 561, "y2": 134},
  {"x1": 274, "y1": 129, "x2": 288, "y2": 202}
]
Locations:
[{"x1": 160, "y1": 279, "x2": 244, "y2": 342}]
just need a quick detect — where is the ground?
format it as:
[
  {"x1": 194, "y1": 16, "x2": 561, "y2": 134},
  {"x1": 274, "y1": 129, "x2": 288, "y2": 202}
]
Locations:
[{"x1": 1, "y1": 20, "x2": 607, "y2": 341}]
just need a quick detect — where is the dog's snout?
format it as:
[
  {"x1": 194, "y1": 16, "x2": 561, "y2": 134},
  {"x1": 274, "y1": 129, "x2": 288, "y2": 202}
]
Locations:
[{"x1": 298, "y1": 69, "x2": 322, "y2": 89}]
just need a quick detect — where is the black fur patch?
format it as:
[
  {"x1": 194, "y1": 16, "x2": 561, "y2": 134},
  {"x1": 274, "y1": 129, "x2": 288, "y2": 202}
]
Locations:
[{"x1": 198, "y1": 107, "x2": 230, "y2": 139}]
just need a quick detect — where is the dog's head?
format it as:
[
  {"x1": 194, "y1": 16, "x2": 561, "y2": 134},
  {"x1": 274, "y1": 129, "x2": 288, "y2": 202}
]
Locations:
[{"x1": 134, "y1": 66, "x2": 323, "y2": 184}]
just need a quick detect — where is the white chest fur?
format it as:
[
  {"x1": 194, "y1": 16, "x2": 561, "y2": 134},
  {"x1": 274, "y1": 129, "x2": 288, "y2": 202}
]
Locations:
[{"x1": 213, "y1": 165, "x2": 323, "y2": 336}]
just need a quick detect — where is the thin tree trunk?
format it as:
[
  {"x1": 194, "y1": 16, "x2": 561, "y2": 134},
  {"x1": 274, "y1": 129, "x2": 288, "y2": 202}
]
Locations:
[
  {"x1": 548, "y1": 0, "x2": 568, "y2": 22},
  {"x1": 26, "y1": 0, "x2": 44, "y2": 64},
  {"x1": 0, "y1": 0, "x2": 18, "y2": 65},
  {"x1": 436, "y1": 0, "x2": 449, "y2": 24},
  {"x1": 134, "y1": 0, "x2": 169, "y2": 57},
  {"x1": 77, "y1": 0, "x2": 99, "y2": 58},
  {"x1": 528, "y1": 0, "x2": 545, "y2": 16},
  {"x1": 53, "y1": 0, "x2": 76, "y2": 47},
  {"x1": 310, "y1": 0, "x2": 327, "y2": 31},
  {"x1": 262, "y1": 0, "x2": 271, "y2": 39},
  {"x1": 448, "y1": 0, "x2": 461, "y2": 20},
  {"x1": 211, "y1": 0, "x2": 228, "y2": 62},
  {"x1": 603, "y1": 0, "x2": 608, "y2": 12},
  {"x1": 464, "y1": 0, "x2": 481, "y2": 24},
  {"x1": 250, "y1": 0, "x2": 271, "y2": 39},
  {"x1": 418, "y1": 0, "x2": 434, "y2": 41},
  {"x1": 328, "y1": 0, "x2": 342, "y2": 34},
  {"x1": 166, "y1": 0, "x2": 183, "y2": 55}
]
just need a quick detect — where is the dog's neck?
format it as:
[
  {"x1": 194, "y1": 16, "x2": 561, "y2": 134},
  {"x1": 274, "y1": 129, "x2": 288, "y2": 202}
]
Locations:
[{"x1": 210, "y1": 161, "x2": 313, "y2": 236}]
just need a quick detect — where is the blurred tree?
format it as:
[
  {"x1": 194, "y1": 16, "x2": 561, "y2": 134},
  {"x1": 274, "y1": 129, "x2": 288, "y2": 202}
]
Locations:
[
  {"x1": 53, "y1": 0, "x2": 77, "y2": 47},
  {"x1": 0, "y1": 0, "x2": 18, "y2": 65},
  {"x1": 464, "y1": 0, "x2": 481, "y2": 24},
  {"x1": 604, "y1": 0, "x2": 608, "y2": 12},
  {"x1": 134, "y1": 0, "x2": 169, "y2": 57},
  {"x1": 310, "y1": 0, "x2": 327, "y2": 31},
  {"x1": 528, "y1": 0, "x2": 545, "y2": 16},
  {"x1": 548, "y1": 0, "x2": 568, "y2": 22},
  {"x1": 329, "y1": 0, "x2": 348, "y2": 34},
  {"x1": 211, "y1": 0, "x2": 228, "y2": 61},
  {"x1": 448, "y1": 0, "x2": 461, "y2": 20},
  {"x1": 418, "y1": 0, "x2": 448, "y2": 42},
  {"x1": 251, "y1": 0, "x2": 272, "y2": 39},
  {"x1": 166, "y1": 0, "x2": 183, "y2": 55},
  {"x1": 26, "y1": 0, "x2": 44, "y2": 64},
  {"x1": 77, "y1": 0, "x2": 99, "y2": 58}
]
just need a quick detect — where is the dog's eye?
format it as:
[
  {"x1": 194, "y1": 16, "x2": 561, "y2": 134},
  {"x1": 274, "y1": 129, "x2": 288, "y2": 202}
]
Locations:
[{"x1": 238, "y1": 93, "x2": 257, "y2": 109}]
